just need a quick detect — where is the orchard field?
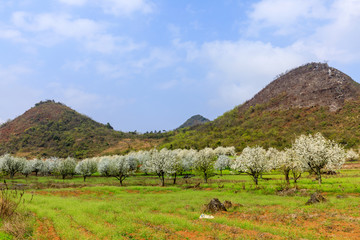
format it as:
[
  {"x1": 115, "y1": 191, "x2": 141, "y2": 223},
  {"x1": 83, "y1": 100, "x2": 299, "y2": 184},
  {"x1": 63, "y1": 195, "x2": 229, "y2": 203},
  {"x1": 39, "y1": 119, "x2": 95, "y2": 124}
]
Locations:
[
  {"x1": 1, "y1": 164, "x2": 360, "y2": 240},
  {"x1": 0, "y1": 133, "x2": 359, "y2": 239}
]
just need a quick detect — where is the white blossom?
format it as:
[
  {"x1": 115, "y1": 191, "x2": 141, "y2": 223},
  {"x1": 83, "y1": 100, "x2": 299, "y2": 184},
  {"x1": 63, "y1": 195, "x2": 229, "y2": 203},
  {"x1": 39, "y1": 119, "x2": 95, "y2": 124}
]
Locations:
[
  {"x1": 0, "y1": 154, "x2": 26, "y2": 178},
  {"x1": 21, "y1": 160, "x2": 34, "y2": 177},
  {"x1": 75, "y1": 158, "x2": 98, "y2": 181},
  {"x1": 214, "y1": 155, "x2": 231, "y2": 176},
  {"x1": 193, "y1": 148, "x2": 216, "y2": 183},
  {"x1": 232, "y1": 146, "x2": 271, "y2": 185},
  {"x1": 292, "y1": 133, "x2": 346, "y2": 184}
]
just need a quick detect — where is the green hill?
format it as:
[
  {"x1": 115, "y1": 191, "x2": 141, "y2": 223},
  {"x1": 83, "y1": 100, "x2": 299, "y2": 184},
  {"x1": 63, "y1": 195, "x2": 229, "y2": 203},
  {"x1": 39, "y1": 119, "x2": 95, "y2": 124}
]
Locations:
[
  {"x1": 177, "y1": 114, "x2": 210, "y2": 129},
  {"x1": 161, "y1": 63, "x2": 360, "y2": 151},
  {"x1": 0, "y1": 100, "x2": 159, "y2": 158}
]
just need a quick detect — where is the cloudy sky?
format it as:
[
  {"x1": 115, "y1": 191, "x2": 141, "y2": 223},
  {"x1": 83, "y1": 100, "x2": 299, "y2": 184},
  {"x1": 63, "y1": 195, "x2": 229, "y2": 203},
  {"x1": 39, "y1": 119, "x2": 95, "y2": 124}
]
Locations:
[{"x1": 1, "y1": 0, "x2": 360, "y2": 132}]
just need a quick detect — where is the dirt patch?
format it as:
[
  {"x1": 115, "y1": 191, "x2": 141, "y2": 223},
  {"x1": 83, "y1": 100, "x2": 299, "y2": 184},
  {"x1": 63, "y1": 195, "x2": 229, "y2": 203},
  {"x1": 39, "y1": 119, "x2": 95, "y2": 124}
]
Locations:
[
  {"x1": 36, "y1": 218, "x2": 61, "y2": 240},
  {"x1": 175, "y1": 230, "x2": 211, "y2": 240},
  {"x1": 124, "y1": 189, "x2": 140, "y2": 193},
  {"x1": 32, "y1": 189, "x2": 113, "y2": 198},
  {"x1": 343, "y1": 162, "x2": 360, "y2": 169}
]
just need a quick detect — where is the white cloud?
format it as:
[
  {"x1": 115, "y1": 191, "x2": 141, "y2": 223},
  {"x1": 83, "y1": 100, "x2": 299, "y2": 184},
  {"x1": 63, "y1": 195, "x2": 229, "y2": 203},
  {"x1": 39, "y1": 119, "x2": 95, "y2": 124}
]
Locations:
[
  {"x1": 85, "y1": 35, "x2": 143, "y2": 54},
  {"x1": 157, "y1": 80, "x2": 178, "y2": 90},
  {"x1": 12, "y1": 12, "x2": 101, "y2": 39},
  {"x1": 248, "y1": 0, "x2": 328, "y2": 36},
  {"x1": 58, "y1": 0, "x2": 87, "y2": 6},
  {"x1": 182, "y1": 40, "x2": 310, "y2": 108},
  {"x1": 101, "y1": 0, "x2": 154, "y2": 16},
  {"x1": 62, "y1": 59, "x2": 89, "y2": 71},
  {"x1": 10, "y1": 11, "x2": 143, "y2": 54},
  {"x1": 0, "y1": 64, "x2": 33, "y2": 84},
  {"x1": 248, "y1": 0, "x2": 360, "y2": 63},
  {"x1": 132, "y1": 48, "x2": 179, "y2": 71},
  {"x1": 0, "y1": 28, "x2": 25, "y2": 42},
  {"x1": 95, "y1": 62, "x2": 127, "y2": 79}
]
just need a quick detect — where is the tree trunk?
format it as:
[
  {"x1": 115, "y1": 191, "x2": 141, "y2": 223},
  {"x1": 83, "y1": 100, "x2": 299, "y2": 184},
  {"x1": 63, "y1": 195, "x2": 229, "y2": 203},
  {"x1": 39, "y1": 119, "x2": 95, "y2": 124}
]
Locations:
[
  {"x1": 317, "y1": 169, "x2": 322, "y2": 184},
  {"x1": 253, "y1": 175, "x2": 258, "y2": 185},
  {"x1": 10, "y1": 172, "x2": 14, "y2": 179},
  {"x1": 62, "y1": 174, "x2": 66, "y2": 180},
  {"x1": 220, "y1": 170, "x2": 223, "y2": 176},
  {"x1": 161, "y1": 173, "x2": 165, "y2": 187},
  {"x1": 204, "y1": 171, "x2": 208, "y2": 183},
  {"x1": 173, "y1": 173, "x2": 177, "y2": 185},
  {"x1": 284, "y1": 169, "x2": 290, "y2": 184},
  {"x1": 83, "y1": 176, "x2": 86, "y2": 182}
]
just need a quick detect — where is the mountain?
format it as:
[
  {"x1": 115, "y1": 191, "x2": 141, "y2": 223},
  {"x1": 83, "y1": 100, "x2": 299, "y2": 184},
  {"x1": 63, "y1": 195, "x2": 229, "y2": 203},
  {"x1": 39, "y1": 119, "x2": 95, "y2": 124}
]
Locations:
[
  {"x1": 162, "y1": 63, "x2": 360, "y2": 150},
  {"x1": 177, "y1": 115, "x2": 210, "y2": 129},
  {"x1": 0, "y1": 100, "x2": 159, "y2": 158}
]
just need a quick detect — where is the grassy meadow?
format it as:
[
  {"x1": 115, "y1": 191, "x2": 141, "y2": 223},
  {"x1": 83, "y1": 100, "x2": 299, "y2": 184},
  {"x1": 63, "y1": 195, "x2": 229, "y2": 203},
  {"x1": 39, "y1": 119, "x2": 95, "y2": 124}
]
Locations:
[{"x1": 1, "y1": 164, "x2": 360, "y2": 239}]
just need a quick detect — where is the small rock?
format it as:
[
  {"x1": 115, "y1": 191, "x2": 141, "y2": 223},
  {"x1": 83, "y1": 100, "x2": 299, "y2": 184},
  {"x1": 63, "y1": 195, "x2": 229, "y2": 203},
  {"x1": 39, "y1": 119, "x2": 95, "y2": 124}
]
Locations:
[
  {"x1": 203, "y1": 198, "x2": 227, "y2": 213},
  {"x1": 223, "y1": 200, "x2": 232, "y2": 209},
  {"x1": 306, "y1": 192, "x2": 327, "y2": 205}
]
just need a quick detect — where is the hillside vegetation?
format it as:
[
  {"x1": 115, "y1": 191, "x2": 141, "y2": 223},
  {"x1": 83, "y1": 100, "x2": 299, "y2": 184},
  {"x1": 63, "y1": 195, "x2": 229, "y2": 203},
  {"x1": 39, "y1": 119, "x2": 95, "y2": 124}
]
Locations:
[
  {"x1": 162, "y1": 63, "x2": 360, "y2": 151},
  {"x1": 178, "y1": 114, "x2": 210, "y2": 129},
  {"x1": 0, "y1": 100, "x2": 160, "y2": 158}
]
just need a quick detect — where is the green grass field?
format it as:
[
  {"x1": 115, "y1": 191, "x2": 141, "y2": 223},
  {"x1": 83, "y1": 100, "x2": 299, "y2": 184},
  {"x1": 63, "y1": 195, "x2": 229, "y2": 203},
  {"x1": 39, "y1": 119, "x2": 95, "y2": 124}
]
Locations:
[{"x1": 1, "y1": 166, "x2": 360, "y2": 239}]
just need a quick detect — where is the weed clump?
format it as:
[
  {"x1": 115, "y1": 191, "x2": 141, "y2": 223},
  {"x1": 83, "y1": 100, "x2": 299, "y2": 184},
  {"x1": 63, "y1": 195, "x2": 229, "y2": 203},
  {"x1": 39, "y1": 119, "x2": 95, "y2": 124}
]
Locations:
[{"x1": 0, "y1": 181, "x2": 33, "y2": 239}]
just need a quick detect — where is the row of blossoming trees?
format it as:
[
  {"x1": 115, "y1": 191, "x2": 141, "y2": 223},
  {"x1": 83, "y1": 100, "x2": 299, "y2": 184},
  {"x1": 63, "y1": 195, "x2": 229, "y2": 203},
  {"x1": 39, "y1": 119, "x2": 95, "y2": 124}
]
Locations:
[{"x1": 0, "y1": 133, "x2": 357, "y2": 186}]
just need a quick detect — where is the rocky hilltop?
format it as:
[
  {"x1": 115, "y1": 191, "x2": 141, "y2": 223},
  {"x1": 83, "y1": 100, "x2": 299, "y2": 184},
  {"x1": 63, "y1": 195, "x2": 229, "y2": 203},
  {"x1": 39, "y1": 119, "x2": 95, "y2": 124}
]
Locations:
[
  {"x1": 163, "y1": 63, "x2": 360, "y2": 151},
  {"x1": 239, "y1": 62, "x2": 360, "y2": 112}
]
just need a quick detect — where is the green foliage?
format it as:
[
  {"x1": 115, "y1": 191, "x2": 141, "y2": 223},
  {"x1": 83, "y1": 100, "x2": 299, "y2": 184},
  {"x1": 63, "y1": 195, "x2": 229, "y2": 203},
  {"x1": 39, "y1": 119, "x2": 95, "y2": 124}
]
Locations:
[
  {"x1": 0, "y1": 101, "x2": 137, "y2": 158},
  {"x1": 163, "y1": 101, "x2": 360, "y2": 151}
]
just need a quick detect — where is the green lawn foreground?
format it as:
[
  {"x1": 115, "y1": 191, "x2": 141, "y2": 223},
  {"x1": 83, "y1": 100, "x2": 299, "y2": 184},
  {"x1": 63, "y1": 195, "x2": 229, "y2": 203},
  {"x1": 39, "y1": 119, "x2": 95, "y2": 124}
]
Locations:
[{"x1": 1, "y1": 169, "x2": 360, "y2": 239}]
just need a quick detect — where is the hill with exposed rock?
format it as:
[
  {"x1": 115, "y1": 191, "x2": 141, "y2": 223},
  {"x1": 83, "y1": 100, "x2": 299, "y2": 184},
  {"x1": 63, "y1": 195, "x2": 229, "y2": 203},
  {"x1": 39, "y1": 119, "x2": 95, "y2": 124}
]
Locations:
[{"x1": 162, "y1": 63, "x2": 360, "y2": 150}]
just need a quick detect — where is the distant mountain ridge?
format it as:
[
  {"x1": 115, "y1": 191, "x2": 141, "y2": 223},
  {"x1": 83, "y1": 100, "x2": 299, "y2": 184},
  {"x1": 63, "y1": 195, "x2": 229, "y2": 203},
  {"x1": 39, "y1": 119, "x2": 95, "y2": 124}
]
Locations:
[
  {"x1": 162, "y1": 63, "x2": 360, "y2": 151},
  {"x1": 178, "y1": 115, "x2": 210, "y2": 129}
]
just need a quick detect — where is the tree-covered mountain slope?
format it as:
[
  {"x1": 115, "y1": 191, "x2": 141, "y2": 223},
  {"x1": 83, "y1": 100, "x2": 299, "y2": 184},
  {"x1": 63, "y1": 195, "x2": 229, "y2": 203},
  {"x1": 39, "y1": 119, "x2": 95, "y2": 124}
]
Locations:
[{"x1": 0, "y1": 100, "x2": 159, "y2": 158}]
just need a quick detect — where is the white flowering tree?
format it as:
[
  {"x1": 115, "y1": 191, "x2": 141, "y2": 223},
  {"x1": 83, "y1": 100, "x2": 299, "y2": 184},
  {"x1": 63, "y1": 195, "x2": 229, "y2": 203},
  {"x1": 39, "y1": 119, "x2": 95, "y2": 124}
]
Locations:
[
  {"x1": 107, "y1": 155, "x2": 134, "y2": 186},
  {"x1": 345, "y1": 149, "x2": 359, "y2": 161},
  {"x1": 232, "y1": 146, "x2": 271, "y2": 185},
  {"x1": 55, "y1": 157, "x2": 77, "y2": 180},
  {"x1": 21, "y1": 160, "x2": 34, "y2": 177},
  {"x1": 275, "y1": 149, "x2": 305, "y2": 184},
  {"x1": 29, "y1": 159, "x2": 44, "y2": 176},
  {"x1": 39, "y1": 157, "x2": 59, "y2": 176},
  {"x1": 98, "y1": 156, "x2": 112, "y2": 177},
  {"x1": 137, "y1": 150, "x2": 152, "y2": 175},
  {"x1": 265, "y1": 148, "x2": 280, "y2": 170},
  {"x1": 214, "y1": 146, "x2": 236, "y2": 156},
  {"x1": 214, "y1": 155, "x2": 231, "y2": 176},
  {"x1": 143, "y1": 148, "x2": 177, "y2": 186},
  {"x1": 76, "y1": 158, "x2": 98, "y2": 182},
  {"x1": 292, "y1": 133, "x2": 346, "y2": 184},
  {"x1": 193, "y1": 148, "x2": 216, "y2": 183},
  {"x1": 0, "y1": 154, "x2": 26, "y2": 178},
  {"x1": 177, "y1": 149, "x2": 197, "y2": 173}
]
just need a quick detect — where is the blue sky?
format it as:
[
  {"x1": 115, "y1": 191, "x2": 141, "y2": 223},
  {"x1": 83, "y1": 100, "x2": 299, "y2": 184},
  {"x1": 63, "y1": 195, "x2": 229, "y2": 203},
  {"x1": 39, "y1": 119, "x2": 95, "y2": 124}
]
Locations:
[{"x1": 1, "y1": 0, "x2": 360, "y2": 132}]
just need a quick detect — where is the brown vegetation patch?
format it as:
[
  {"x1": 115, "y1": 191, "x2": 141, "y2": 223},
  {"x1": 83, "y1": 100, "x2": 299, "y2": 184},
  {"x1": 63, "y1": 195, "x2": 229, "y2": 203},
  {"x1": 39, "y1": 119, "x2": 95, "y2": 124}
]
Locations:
[
  {"x1": 124, "y1": 189, "x2": 140, "y2": 193},
  {"x1": 36, "y1": 218, "x2": 61, "y2": 240},
  {"x1": 175, "y1": 230, "x2": 211, "y2": 240},
  {"x1": 101, "y1": 138, "x2": 162, "y2": 155},
  {"x1": 33, "y1": 189, "x2": 113, "y2": 198}
]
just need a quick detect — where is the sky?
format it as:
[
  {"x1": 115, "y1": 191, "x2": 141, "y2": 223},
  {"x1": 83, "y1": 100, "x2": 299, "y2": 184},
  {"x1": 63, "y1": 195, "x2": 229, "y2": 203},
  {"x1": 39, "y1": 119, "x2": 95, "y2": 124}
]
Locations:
[{"x1": 1, "y1": 0, "x2": 360, "y2": 132}]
